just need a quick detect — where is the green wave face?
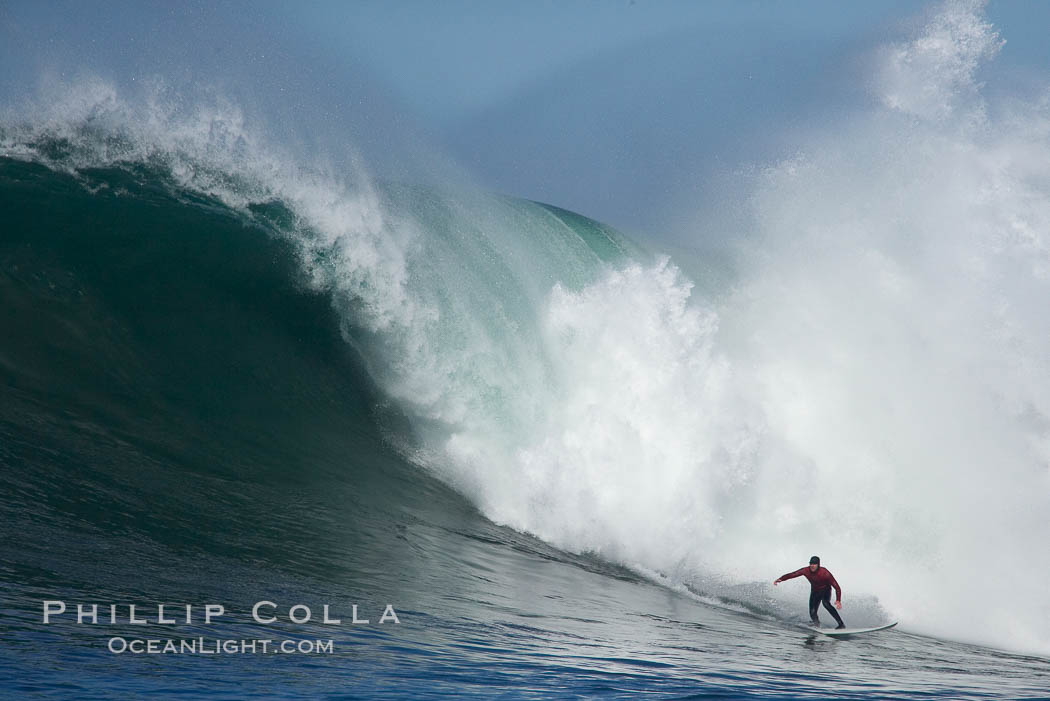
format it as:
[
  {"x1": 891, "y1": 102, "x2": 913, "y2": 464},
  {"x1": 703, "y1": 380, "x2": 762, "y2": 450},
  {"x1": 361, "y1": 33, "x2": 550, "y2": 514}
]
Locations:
[
  {"x1": 0, "y1": 148, "x2": 641, "y2": 497},
  {"x1": 0, "y1": 150, "x2": 642, "y2": 612}
]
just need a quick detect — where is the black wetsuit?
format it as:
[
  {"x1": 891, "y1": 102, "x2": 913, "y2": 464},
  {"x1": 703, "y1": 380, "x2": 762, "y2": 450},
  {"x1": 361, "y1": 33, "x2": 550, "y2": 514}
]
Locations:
[{"x1": 809, "y1": 587, "x2": 844, "y2": 628}]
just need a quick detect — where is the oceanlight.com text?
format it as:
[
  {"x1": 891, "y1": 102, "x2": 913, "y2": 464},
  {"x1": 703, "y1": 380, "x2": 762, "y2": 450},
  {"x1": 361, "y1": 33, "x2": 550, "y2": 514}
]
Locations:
[{"x1": 108, "y1": 637, "x2": 335, "y2": 655}]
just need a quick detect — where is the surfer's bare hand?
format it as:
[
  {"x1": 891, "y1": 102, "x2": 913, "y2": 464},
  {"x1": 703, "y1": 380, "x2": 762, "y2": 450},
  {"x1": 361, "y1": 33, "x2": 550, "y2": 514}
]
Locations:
[
  {"x1": 773, "y1": 579, "x2": 780, "y2": 586},
  {"x1": 835, "y1": 600, "x2": 842, "y2": 610}
]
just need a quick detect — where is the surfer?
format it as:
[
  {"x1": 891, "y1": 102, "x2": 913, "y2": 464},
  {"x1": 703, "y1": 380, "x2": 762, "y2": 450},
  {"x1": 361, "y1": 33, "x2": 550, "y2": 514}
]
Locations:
[{"x1": 774, "y1": 556, "x2": 845, "y2": 629}]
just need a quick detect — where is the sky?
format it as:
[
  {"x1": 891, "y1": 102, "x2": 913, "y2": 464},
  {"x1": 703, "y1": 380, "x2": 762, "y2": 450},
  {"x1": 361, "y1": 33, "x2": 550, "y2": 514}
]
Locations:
[
  {"x1": 290, "y1": 1, "x2": 914, "y2": 126},
  {"x1": 2, "y1": 0, "x2": 1050, "y2": 237}
]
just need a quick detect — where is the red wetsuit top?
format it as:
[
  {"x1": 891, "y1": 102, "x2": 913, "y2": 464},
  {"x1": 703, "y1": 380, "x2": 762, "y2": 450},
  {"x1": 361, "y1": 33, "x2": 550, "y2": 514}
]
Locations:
[{"x1": 779, "y1": 566, "x2": 842, "y2": 602}]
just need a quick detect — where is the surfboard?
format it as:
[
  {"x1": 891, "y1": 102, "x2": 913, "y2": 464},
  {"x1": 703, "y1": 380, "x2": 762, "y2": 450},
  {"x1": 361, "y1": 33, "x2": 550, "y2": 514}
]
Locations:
[{"x1": 807, "y1": 621, "x2": 898, "y2": 637}]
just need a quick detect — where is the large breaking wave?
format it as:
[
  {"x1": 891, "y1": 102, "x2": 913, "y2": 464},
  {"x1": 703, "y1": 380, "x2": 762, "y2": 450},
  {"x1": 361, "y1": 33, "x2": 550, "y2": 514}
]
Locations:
[{"x1": 2, "y1": 0, "x2": 1048, "y2": 656}]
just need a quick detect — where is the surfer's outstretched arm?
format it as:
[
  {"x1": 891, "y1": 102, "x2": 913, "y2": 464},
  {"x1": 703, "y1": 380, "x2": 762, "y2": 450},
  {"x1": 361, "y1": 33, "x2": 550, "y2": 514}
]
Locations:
[{"x1": 773, "y1": 567, "x2": 806, "y2": 586}]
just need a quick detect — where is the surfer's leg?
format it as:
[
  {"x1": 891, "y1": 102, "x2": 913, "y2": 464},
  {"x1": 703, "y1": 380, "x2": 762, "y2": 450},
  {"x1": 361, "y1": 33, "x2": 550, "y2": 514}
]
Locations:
[
  {"x1": 821, "y1": 590, "x2": 845, "y2": 628},
  {"x1": 808, "y1": 590, "x2": 821, "y2": 625}
]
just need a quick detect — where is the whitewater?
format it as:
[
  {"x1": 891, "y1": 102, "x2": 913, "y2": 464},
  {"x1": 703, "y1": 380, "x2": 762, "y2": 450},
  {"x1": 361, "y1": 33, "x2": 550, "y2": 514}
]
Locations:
[{"x1": 1, "y1": 0, "x2": 1049, "y2": 697}]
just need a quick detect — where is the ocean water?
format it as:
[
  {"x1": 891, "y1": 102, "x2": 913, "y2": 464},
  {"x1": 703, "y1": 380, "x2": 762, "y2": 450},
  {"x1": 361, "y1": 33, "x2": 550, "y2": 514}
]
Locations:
[{"x1": 2, "y1": 0, "x2": 1050, "y2": 698}]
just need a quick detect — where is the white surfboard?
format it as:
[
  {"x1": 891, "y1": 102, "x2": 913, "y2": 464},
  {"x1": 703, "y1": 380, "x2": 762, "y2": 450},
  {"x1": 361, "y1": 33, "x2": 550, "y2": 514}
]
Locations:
[{"x1": 807, "y1": 621, "x2": 898, "y2": 637}]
